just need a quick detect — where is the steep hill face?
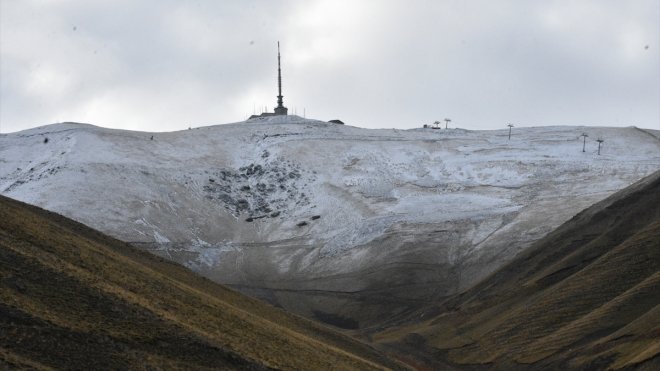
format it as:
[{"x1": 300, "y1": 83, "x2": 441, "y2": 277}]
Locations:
[
  {"x1": 1, "y1": 117, "x2": 659, "y2": 327},
  {"x1": 0, "y1": 195, "x2": 405, "y2": 370},
  {"x1": 373, "y1": 170, "x2": 660, "y2": 370}
]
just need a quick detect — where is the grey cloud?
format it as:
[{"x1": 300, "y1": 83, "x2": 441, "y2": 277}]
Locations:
[{"x1": 1, "y1": 0, "x2": 658, "y2": 133}]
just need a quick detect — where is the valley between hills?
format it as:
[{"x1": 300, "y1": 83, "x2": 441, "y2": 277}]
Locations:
[{"x1": 1, "y1": 117, "x2": 659, "y2": 369}]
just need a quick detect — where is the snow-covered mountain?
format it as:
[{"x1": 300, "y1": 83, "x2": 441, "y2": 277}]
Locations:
[{"x1": 1, "y1": 116, "x2": 658, "y2": 326}]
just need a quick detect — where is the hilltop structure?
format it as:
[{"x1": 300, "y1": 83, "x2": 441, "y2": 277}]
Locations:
[{"x1": 250, "y1": 42, "x2": 288, "y2": 119}]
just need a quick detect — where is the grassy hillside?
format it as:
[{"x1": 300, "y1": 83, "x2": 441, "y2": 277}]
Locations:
[
  {"x1": 374, "y1": 170, "x2": 660, "y2": 370},
  {"x1": 0, "y1": 195, "x2": 406, "y2": 370}
]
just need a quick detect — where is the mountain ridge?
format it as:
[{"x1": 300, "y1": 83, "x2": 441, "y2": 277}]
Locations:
[
  {"x1": 0, "y1": 193, "x2": 406, "y2": 370},
  {"x1": 372, "y1": 170, "x2": 660, "y2": 370},
  {"x1": 1, "y1": 118, "x2": 658, "y2": 327}
]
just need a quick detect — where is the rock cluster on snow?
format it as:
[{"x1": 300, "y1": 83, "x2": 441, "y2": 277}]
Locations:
[{"x1": 202, "y1": 156, "x2": 315, "y2": 221}]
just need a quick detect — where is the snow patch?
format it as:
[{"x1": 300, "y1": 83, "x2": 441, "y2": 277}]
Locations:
[{"x1": 153, "y1": 231, "x2": 171, "y2": 244}]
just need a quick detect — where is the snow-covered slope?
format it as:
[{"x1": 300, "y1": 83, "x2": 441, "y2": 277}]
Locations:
[{"x1": 1, "y1": 116, "x2": 658, "y2": 326}]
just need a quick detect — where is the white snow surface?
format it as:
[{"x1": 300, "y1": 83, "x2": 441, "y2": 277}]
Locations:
[{"x1": 1, "y1": 117, "x2": 659, "y2": 290}]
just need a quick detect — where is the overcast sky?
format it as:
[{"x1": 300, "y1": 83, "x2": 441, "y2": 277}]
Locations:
[{"x1": 1, "y1": 0, "x2": 658, "y2": 133}]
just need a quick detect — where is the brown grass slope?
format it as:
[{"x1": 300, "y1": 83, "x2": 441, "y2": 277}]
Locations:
[
  {"x1": 0, "y1": 195, "x2": 407, "y2": 371},
  {"x1": 375, "y1": 170, "x2": 660, "y2": 370}
]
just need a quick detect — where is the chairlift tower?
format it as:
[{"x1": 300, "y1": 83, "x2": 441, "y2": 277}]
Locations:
[
  {"x1": 596, "y1": 138, "x2": 604, "y2": 155},
  {"x1": 580, "y1": 133, "x2": 589, "y2": 152},
  {"x1": 444, "y1": 118, "x2": 451, "y2": 129},
  {"x1": 507, "y1": 123, "x2": 514, "y2": 140}
]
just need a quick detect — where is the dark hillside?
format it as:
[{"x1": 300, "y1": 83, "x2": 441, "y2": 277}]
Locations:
[
  {"x1": 0, "y1": 195, "x2": 405, "y2": 370},
  {"x1": 374, "y1": 170, "x2": 660, "y2": 370}
]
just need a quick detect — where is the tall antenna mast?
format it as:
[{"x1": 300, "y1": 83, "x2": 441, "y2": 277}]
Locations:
[
  {"x1": 274, "y1": 41, "x2": 288, "y2": 115},
  {"x1": 277, "y1": 42, "x2": 283, "y2": 106}
]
